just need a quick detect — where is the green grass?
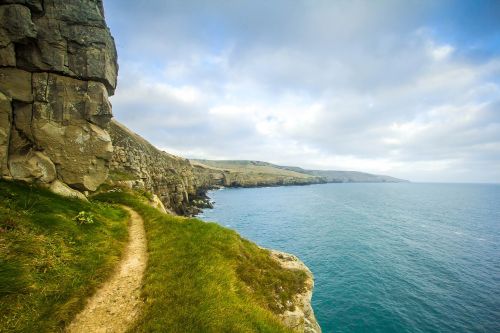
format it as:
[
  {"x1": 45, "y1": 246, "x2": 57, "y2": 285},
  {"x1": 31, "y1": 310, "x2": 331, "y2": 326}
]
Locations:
[
  {"x1": 191, "y1": 159, "x2": 316, "y2": 178},
  {"x1": 191, "y1": 159, "x2": 325, "y2": 187},
  {"x1": 0, "y1": 180, "x2": 307, "y2": 332},
  {"x1": 94, "y1": 190, "x2": 307, "y2": 333},
  {"x1": 108, "y1": 169, "x2": 139, "y2": 181},
  {"x1": 0, "y1": 180, "x2": 129, "y2": 333}
]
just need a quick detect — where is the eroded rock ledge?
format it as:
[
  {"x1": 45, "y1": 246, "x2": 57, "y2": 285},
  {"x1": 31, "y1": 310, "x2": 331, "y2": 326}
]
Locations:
[
  {"x1": 0, "y1": 0, "x2": 117, "y2": 196},
  {"x1": 270, "y1": 250, "x2": 322, "y2": 333}
]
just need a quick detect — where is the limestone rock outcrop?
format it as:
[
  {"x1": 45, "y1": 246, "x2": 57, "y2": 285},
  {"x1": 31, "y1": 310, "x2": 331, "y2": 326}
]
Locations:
[
  {"x1": 109, "y1": 120, "x2": 198, "y2": 215},
  {"x1": 0, "y1": 0, "x2": 117, "y2": 195},
  {"x1": 270, "y1": 250, "x2": 322, "y2": 333}
]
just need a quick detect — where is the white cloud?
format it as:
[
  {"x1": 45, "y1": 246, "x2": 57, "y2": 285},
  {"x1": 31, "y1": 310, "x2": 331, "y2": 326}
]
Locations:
[
  {"x1": 430, "y1": 44, "x2": 455, "y2": 60},
  {"x1": 106, "y1": 1, "x2": 500, "y2": 182}
]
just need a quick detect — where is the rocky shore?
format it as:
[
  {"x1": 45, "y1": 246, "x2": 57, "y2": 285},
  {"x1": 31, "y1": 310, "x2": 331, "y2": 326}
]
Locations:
[{"x1": 270, "y1": 250, "x2": 322, "y2": 333}]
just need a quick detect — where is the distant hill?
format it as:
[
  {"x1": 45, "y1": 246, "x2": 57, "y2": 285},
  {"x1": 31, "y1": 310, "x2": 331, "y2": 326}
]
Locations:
[
  {"x1": 307, "y1": 170, "x2": 406, "y2": 183},
  {"x1": 276, "y1": 166, "x2": 407, "y2": 183},
  {"x1": 190, "y1": 159, "x2": 408, "y2": 187},
  {"x1": 190, "y1": 159, "x2": 325, "y2": 188}
]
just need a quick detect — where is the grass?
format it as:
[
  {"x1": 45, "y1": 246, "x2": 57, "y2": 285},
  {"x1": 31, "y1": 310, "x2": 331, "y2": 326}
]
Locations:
[
  {"x1": 0, "y1": 179, "x2": 308, "y2": 332},
  {"x1": 94, "y1": 190, "x2": 308, "y2": 333},
  {"x1": 191, "y1": 160, "x2": 316, "y2": 178},
  {"x1": 0, "y1": 180, "x2": 129, "y2": 333},
  {"x1": 108, "y1": 169, "x2": 139, "y2": 182},
  {"x1": 192, "y1": 160, "x2": 324, "y2": 187}
]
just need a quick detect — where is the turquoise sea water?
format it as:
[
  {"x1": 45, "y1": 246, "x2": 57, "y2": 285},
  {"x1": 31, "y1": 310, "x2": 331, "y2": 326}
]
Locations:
[{"x1": 200, "y1": 183, "x2": 500, "y2": 333}]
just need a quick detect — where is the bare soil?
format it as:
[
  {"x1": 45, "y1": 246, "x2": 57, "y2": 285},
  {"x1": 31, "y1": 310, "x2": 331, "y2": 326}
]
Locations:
[{"x1": 66, "y1": 206, "x2": 147, "y2": 333}]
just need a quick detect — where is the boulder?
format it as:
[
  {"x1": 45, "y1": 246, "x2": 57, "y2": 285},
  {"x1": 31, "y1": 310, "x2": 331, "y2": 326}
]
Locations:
[
  {"x1": 48, "y1": 180, "x2": 87, "y2": 201},
  {"x1": 8, "y1": 150, "x2": 56, "y2": 183},
  {"x1": 32, "y1": 121, "x2": 113, "y2": 191}
]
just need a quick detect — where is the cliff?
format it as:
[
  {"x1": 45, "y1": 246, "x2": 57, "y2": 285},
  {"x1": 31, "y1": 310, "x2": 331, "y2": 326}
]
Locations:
[
  {"x1": 109, "y1": 119, "x2": 199, "y2": 215},
  {"x1": 270, "y1": 250, "x2": 322, "y2": 333},
  {"x1": 192, "y1": 159, "x2": 326, "y2": 189},
  {"x1": 279, "y1": 167, "x2": 408, "y2": 183},
  {"x1": 0, "y1": 0, "x2": 117, "y2": 197},
  {"x1": 0, "y1": 2, "x2": 324, "y2": 331},
  {"x1": 193, "y1": 159, "x2": 407, "y2": 187}
]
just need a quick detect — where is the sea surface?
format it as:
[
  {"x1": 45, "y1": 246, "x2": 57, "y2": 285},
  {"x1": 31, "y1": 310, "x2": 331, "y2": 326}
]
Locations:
[{"x1": 199, "y1": 183, "x2": 500, "y2": 333}]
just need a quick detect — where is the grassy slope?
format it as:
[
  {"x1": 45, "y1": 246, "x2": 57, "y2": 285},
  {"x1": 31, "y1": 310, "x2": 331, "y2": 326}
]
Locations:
[
  {"x1": 296, "y1": 169, "x2": 407, "y2": 183},
  {"x1": 191, "y1": 159, "x2": 323, "y2": 187},
  {"x1": 95, "y1": 191, "x2": 307, "y2": 333},
  {"x1": 191, "y1": 160, "x2": 314, "y2": 178},
  {"x1": 0, "y1": 180, "x2": 128, "y2": 333},
  {"x1": 194, "y1": 159, "x2": 407, "y2": 183},
  {"x1": 0, "y1": 180, "x2": 308, "y2": 332}
]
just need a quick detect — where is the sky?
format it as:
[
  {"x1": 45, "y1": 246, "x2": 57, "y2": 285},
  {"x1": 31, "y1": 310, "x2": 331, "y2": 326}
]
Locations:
[{"x1": 103, "y1": 0, "x2": 500, "y2": 182}]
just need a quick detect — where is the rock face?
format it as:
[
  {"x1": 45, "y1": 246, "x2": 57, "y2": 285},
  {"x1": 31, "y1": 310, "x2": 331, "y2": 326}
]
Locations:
[
  {"x1": 191, "y1": 160, "x2": 326, "y2": 189},
  {"x1": 270, "y1": 250, "x2": 322, "y2": 333},
  {"x1": 109, "y1": 120, "x2": 198, "y2": 215},
  {"x1": 0, "y1": 0, "x2": 117, "y2": 195}
]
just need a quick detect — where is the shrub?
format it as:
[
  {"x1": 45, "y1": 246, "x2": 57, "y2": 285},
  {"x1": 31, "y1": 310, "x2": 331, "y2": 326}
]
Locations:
[{"x1": 74, "y1": 211, "x2": 95, "y2": 225}]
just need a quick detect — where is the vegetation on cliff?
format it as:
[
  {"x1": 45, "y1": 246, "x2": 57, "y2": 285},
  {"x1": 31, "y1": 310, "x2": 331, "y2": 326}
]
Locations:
[
  {"x1": 192, "y1": 159, "x2": 407, "y2": 187},
  {"x1": 0, "y1": 180, "x2": 128, "y2": 332},
  {"x1": 191, "y1": 159, "x2": 325, "y2": 188},
  {"x1": 278, "y1": 167, "x2": 408, "y2": 183},
  {"x1": 96, "y1": 190, "x2": 309, "y2": 332},
  {"x1": 0, "y1": 180, "x2": 314, "y2": 332}
]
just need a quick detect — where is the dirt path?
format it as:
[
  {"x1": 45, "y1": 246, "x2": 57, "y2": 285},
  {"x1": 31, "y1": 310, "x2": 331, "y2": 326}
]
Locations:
[{"x1": 66, "y1": 206, "x2": 147, "y2": 333}]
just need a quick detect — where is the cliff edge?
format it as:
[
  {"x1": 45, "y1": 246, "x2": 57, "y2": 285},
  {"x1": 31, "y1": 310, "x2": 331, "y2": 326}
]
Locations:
[
  {"x1": 270, "y1": 250, "x2": 322, "y2": 333},
  {"x1": 192, "y1": 159, "x2": 326, "y2": 189}
]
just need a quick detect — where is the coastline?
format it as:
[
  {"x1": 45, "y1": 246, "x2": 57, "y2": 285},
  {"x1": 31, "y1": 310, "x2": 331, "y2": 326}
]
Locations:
[
  {"x1": 198, "y1": 188, "x2": 322, "y2": 332},
  {"x1": 191, "y1": 182, "x2": 324, "y2": 213},
  {"x1": 192, "y1": 180, "x2": 409, "y2": 214}
]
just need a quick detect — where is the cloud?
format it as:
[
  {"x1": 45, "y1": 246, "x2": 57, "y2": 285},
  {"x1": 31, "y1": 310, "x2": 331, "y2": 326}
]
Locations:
[{"x1": 105, "y1": 0, "x2": 500, "y2": 182}]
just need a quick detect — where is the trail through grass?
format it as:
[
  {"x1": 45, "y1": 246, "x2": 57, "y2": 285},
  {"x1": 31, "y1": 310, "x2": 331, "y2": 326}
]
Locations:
[
  {"x1": 0, "y1": 180, "x2": 308, "y2": 332},
  {"x1": 66, "y1": 206, "x2": 147, "y2": 333},
  {"x1": 95, "y1": 191, "x2": 307, "y2": 333},
  {"x1": 0, "y1": 180, "x2": 128, "y2": 332}
]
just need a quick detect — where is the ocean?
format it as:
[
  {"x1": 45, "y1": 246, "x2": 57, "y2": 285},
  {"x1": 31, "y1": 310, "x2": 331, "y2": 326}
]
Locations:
[{"x1": 199, "y1": 183, "x2": 500, "y2": 333}]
